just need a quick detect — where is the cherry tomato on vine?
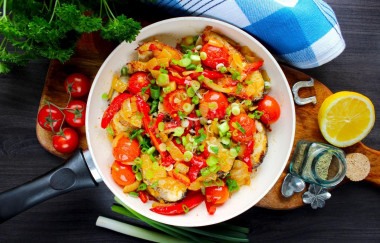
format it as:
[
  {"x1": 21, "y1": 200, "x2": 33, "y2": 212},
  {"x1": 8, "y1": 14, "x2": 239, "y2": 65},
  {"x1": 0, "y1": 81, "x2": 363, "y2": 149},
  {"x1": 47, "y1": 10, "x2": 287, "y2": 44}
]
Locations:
[
  {"x1": 257, "y1": 95, "x2": 281, "y2": 125},
  {"x1": 199, "y1": 91, "x2": 228, "y2": 120},
  {"x1": 64, "y1": 100, "x2": 86, "y2": 128},
  {"x1": 205, "y1": 185, "x2": 229, "y2": 204},
  {"x1": 111, "y1": 161, "x2": 136, "y2": 187},
  {"x1": 163, "y1": 89, "x2": 192, "y2": 116},
  {"x1": 37, "y1": 104, "x2": 64, "y2": 132},
  {"x1": 64, "y1": 73, "x2": 90, "y2": 98},
  {"x1": 113, "y1": 136, "x2": 141, "y2": 162},
  {"x1": 201, "y1": 43, "x2": 229, "y2": 69},
  {"x1": 52, "y1": 128, "x2": 79, "y2": 153},
  {"x1": 127, "y1": 72, "x2": 151, "y2": 95},
  {"x1": 229, "y1": 114, "x2": 256, "y2": 143}
]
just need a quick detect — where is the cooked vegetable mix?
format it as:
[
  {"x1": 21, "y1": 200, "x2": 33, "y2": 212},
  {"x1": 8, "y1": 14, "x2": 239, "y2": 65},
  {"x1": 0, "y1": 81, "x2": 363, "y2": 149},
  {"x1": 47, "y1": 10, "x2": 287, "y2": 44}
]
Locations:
[{"x1": 102, "y1": 26, "x2": 281, "y2": 215}]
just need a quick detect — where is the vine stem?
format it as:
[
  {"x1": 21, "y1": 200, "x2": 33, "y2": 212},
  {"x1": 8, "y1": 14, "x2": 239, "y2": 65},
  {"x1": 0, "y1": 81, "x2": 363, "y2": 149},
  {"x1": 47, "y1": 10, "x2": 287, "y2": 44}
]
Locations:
[
  {"x1": 49, "y1": 0, "x2": 59, "y2": 24},
  {"x1": 1, "y1": 0, "x2": 7, "y2": 20}
]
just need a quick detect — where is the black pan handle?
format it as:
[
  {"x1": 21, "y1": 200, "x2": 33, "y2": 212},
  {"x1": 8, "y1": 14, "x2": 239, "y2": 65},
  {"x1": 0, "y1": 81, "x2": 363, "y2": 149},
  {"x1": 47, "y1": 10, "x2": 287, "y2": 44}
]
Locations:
[{"x1": 0, "y1": 149, "x2": 99, "y2": 223}]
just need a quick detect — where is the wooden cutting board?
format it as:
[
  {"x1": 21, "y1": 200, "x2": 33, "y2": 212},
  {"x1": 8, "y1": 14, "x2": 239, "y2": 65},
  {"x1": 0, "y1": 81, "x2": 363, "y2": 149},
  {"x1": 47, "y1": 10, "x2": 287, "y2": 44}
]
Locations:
[{"x1": 36, "y1": 32, "x2": 380, "y2": 210}]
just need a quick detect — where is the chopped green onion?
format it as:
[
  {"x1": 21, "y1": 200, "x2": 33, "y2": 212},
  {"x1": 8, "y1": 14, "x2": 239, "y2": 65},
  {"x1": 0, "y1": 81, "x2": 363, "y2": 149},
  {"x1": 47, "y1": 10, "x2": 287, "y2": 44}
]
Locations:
[
  {"x1": 102, "y1": 93, "x2": 108, "y2": 100},
  {"x1": 187, "y1": 87, "x2": 195, "y2": 97},
  {"x1": 135, "y1": 172, "x2": 142, "y2": 181},
  {"x1": 159, "y1": 68, "x2": 168, "y2": 74},
  {"x1": 149, "y1": 100, "x2": 159, "y2": 115},
  {"x1": 209, "y1": 165, "x2": 220, "y2": 174},
  {"x1": 199, "y1": 128, "x2": 204, "y2": 134},
  {"x1": 208, "y1": 102, "x2": 217, "y2": 110},
  {"x1": 181, "y1": 119, "x2": 190, "y2": 128},
  {"x1": 159, "y1": 96, "x2": 164, "y2": 102},
  {"x1": 232, "y1": 70, "x2": 241, "y2": 81},
  {"x1": 215, "y1": 178, "x2": 224, "y2": 186},
  {"x1": 198, "y1": 74, "x2": 205, "y2": 81},
  {"x1": 183, "y1": 103, "x2": 193, "y2": 113},
  {"x1": 120, "y1": 67, "x2": 128, "y2": 76},
  {"x1": 207, "y1": 156, "x2": 219, "y2": 166},
  {"x1": 186, "y1": 64, "x2": 197, "y2": 70},
  {"x1": 219, "y1": 66, "x2": 227, "y2": 73},
  {"x1": 178, "y1": 58, "x2": 191, "y2": 67},
  {"x1": 146, "y1": 147, "x2": 156, "y2": 155},
  {"x1": 163, "y1": 86, "x2": 172, "y2": 93},
  {"x1": 158, "y1": 122, "x2": 165, "y2": 132},
  {"x1": 194, "y1": 133, "x2": 206, "y2": 144},
  {"x1": 183, "y1": 151, "x2": 193, "y2": 162},
  {"x1": 244, "y1": 100, "x2": 252, "y2": 106},
  {"x1": 171, "y1": 59, "x2": 179, "y2": 65},
  {"x1": 137, "y1": 183, "x2": 147, "y2": 191},
  {"x1": 181, "y1": 136, "x2": 187, "y2": 145},
  {"x1": 229, "y1": 148, "x2": 238, "y2": 157},
  {"x1": 190, "y1": 55, "x2": 201, "y2": 63},
  {"x1": 203, "y1": 179, "x2": 213, "y2": 187},
  {"x1": 245, "y1": 80, "x2": 253, "y2": 84},
  {"x1": 231, "y1": 106, "x2": 240, "y2": 116},
  {"x1": 226, "y1": 131, "x2": 232, "y2": 138},
  {"x1": 226, "y1": 107, "x2": 232, "y2": 117},
  {"x1": 134, "y1": 157, "x2": 142, "y2": 164},
  {"x1": 132, "y1": 164, "x2": 141, "y2": 173},
  {"x1": 195, "y1": 109, "x2": 201, "y2": 117},
  {"x1": 221, "y1": 137, "x2": 231, "y2": 145},
  {"x1": 157, "y1": 73, "x2": 169, "y2": 87},
  {"x1": 226, "y1": 178, "x2": 239, "y2": 192},
  {"x1": 149, "y1": 154, "x2": 156, "y2": 162},
  {"x1": 201, "y1": 167, "x2": 210, "y2": 177},
  {"x1": 195, "y1": 65, "x2": 204, "y2": 72},
  {"x1": 236, "y1": 83, "x2": 243, "y2": 94},
  {"x1": 249, "y1": 110, "x2": 264, "y2": 119},
  {"x1": 227, "y1": 97, "x2": 235, "y2": 103},
  {"x1": 198, "y1": 144, "x2": 204, "y2": 152},
  {"x1": 182, "y1": 205, "x2": 190, "y2": 213},
  {"x1": 128, "y1": 192, "x2": 139, "y2": 197},
  {"x1": 141, "y1": 84, "x2": 151, "y2": 95},
  {"x1": 191, "y1": 81, "x2": 201, "y2": 91},
  {"x1": 192, "y1": 96, "x2": 199, "y2": 105},
  {"x1": 200, "y1": 51, "x2": 207, "y2": 60},
  {"x1": 150, "y1": 85, "x2": 160, "y2": 100},
  {"x1": 209, "y1": 145, "x2": 219, "y2": 154},
  {"x1": 178, "y1": 111, "x2": 186, "y2": 119},
  {"x1": 218, "y1": 121, "x2": 229, "y2": 134},
  {"x1": 106, "y1": 125, "x2": 114, "y2": 136},
  {"x1": 235, "y1": 122, "x2": 246, "y2": 134},
  {"x1": 264, "y1": 81, "x2": 271, "y2": 90},
  {"x1": 173, "y1": 127, "x2": 185, "y2": 137}
]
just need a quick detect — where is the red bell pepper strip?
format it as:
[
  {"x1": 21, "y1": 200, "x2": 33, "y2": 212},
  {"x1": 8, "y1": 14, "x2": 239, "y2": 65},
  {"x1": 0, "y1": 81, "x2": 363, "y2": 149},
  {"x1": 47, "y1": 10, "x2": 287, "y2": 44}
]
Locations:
[
  {"x1": 168, "y1": 74, "x2": 191, "y2": 86},
  {"x1": 150, "y1": 191, "x2": 204, "y2": 215},
  {"x1": 188, "y1": 155, "x2": 207, "y2": 182},
  {"x1": 138, "y1": 191, "x2": 148, "y2": 203},
  {"x1": 101, "y1": 93, "x2": 133, "y2": 129},
  {"x1": 161, "y1": 155, "x2": 176, "y2": 167},
  {"x1": 205, "y1": 200, "x2": 217, "y2": 215},
  {"x1": 246, "y1": 60, "x2": 264, "y2": 74},
  {"x1": 164, "y1": 121, "x2": 180, "y2": 130},
  {"x1": 190, "y1": 71, "x2": 224, "y2": 80},
  {"x1": 152, "y1": 112, "x2": 164, "y2": 131},
  {"x1": 243, "y1": 140, "x2": 254, "y2": 172},
  {"x1": 168, "y1": 63, "x2": 186, "y2": 73}
]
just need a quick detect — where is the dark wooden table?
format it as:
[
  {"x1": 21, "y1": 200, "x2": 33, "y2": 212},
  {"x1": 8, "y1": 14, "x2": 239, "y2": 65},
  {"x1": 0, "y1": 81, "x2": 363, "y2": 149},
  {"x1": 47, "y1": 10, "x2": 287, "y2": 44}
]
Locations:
[{"x1": 0, "y1": 0, "x2": 379, "y2": 241}]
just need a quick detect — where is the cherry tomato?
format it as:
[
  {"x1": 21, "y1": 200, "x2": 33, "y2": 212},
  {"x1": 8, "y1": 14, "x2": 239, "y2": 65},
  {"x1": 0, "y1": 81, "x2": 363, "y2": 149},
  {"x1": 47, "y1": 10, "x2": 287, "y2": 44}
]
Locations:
[
  {"x1": 199, "y1": 91, "x2": 228, "y2": 119},
  {"x1": 128, "y1": 72, "x2": 151, "y2": 95},
  {"x1": 111, "y1": 160, "x2": 136, "y2": 187},
  {"x1": 64, "y1": 73, "x2": 90, "y2": 98},
  {"x1": 52, "y1": 128, "x2": 79, "y2": 153},
  {"x1": 163, "y1": 89, "x2": 192, "y2": 116},
  {"x1": 229, "y1": 114, "x2": 256, "y2": 143},
  {"x1": 205, "y1": 185, "x2": 229, "y2": 204},
  {"x1": 257, "y1": 95, "x2": 281, "y2": 125},
  {"x1": 201, "y1": 43, "x2": 229, "y2": 69},
  {"x1": 64, "y1": 100, "x2": 86, "y2": 128},
  {"x1": 113, "y1": 136, "x2": 141, "y2": 162},
  {"x1": 38, "y1": 104, "x2": 64, "y2": 132}
]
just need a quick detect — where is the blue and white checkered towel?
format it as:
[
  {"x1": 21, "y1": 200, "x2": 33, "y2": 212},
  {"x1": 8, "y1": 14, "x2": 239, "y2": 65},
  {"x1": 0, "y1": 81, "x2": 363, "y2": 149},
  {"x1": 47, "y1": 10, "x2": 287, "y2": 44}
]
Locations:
[{"x1": 153, "y1": 0, "x2": 345, "y2": 69}]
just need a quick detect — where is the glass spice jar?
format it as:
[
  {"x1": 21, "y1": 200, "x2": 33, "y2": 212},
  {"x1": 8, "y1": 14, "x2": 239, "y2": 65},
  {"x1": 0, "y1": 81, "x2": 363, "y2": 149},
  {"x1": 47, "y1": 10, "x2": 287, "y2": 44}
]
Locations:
[{"x1": 289, "y1": 140, "x2": 347, "y2": 188}]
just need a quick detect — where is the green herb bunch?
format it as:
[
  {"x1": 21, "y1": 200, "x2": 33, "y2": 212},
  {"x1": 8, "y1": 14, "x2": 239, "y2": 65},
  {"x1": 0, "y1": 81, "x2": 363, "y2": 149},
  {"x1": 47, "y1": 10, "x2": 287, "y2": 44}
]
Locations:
[{"x1": 0, "y1": 0, "x2": 142, "y2": 73}]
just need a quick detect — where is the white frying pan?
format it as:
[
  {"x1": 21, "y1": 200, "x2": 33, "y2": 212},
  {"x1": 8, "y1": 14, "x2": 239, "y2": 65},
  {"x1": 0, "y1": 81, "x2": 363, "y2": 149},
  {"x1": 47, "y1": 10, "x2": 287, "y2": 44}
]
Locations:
[{"x1": 0, "y1": 17, "x2": 295, "y2": 226}]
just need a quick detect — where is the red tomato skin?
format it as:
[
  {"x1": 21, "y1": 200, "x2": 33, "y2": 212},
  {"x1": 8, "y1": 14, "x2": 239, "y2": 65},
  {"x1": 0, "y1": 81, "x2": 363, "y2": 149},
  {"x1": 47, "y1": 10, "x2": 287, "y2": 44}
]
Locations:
[
  {"x1": 199, "y1": 91, "x2": 228, "y2": 120},
  {"x1": 113, "y1": 136, "x2": 141, "y2": 162},
  {"x1": 205, "y1": 186, "x2": 229, "y2": 205},
  {"x1": 111, "y1": 161, "x2": 136, "y2": 187},
  {"x1": 64, "y1": 73, "x2": 90, "y2": 98},
  {"x1": 64, "y1": 100, "x2": 86, "y2": 127},
  {"x1": 52, "y1": 128, "x2": 79, "y2": 153},
  {"x1": 229, "y1": 114, "x2": 256, "y2": 143},
  {"x1": 163, "y1": 89, "x2": 192, "y2": 116},
  {"x1": 201, "y1": 44, "x2": 229, "y2": 69},
  {"x1": 127, "y1": 72, "x2": 151, "y2": 95},
  {"x1": 257, "y1": 95, "x2": 281, "y2": 125},
  {"x1": 38, "y1": 105, "x2": 64, "y2": 132}
]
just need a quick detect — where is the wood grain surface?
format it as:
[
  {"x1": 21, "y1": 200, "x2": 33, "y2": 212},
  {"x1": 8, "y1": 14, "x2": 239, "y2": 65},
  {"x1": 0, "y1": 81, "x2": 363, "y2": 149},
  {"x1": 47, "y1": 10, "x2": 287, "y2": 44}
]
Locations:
[{"x1": 0, "y1": 0, "x2": 379, "y2": 241}]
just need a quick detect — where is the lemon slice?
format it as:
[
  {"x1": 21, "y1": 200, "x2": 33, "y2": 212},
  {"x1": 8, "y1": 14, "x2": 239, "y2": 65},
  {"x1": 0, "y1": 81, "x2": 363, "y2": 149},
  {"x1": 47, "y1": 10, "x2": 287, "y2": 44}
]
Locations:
[{"x1": 318, "y1": 91, "x2": 375, "y2": 147}]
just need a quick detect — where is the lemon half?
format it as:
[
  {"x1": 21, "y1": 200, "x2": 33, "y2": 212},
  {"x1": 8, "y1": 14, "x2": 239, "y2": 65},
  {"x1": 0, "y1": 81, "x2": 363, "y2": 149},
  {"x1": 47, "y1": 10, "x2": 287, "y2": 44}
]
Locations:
[{"x1": 318, "y1": 91, "x2": 375, "y2": 147}]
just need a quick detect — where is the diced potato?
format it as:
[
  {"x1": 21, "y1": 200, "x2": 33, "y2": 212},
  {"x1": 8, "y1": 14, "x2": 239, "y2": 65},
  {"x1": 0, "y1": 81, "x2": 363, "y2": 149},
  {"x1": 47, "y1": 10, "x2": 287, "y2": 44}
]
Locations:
[
  {"x1": 230, "y1": 160, "x2": 250, "y2": 187},
  {"x1": 175, "y1": 162, "x2": 189, "y2": 174}
]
